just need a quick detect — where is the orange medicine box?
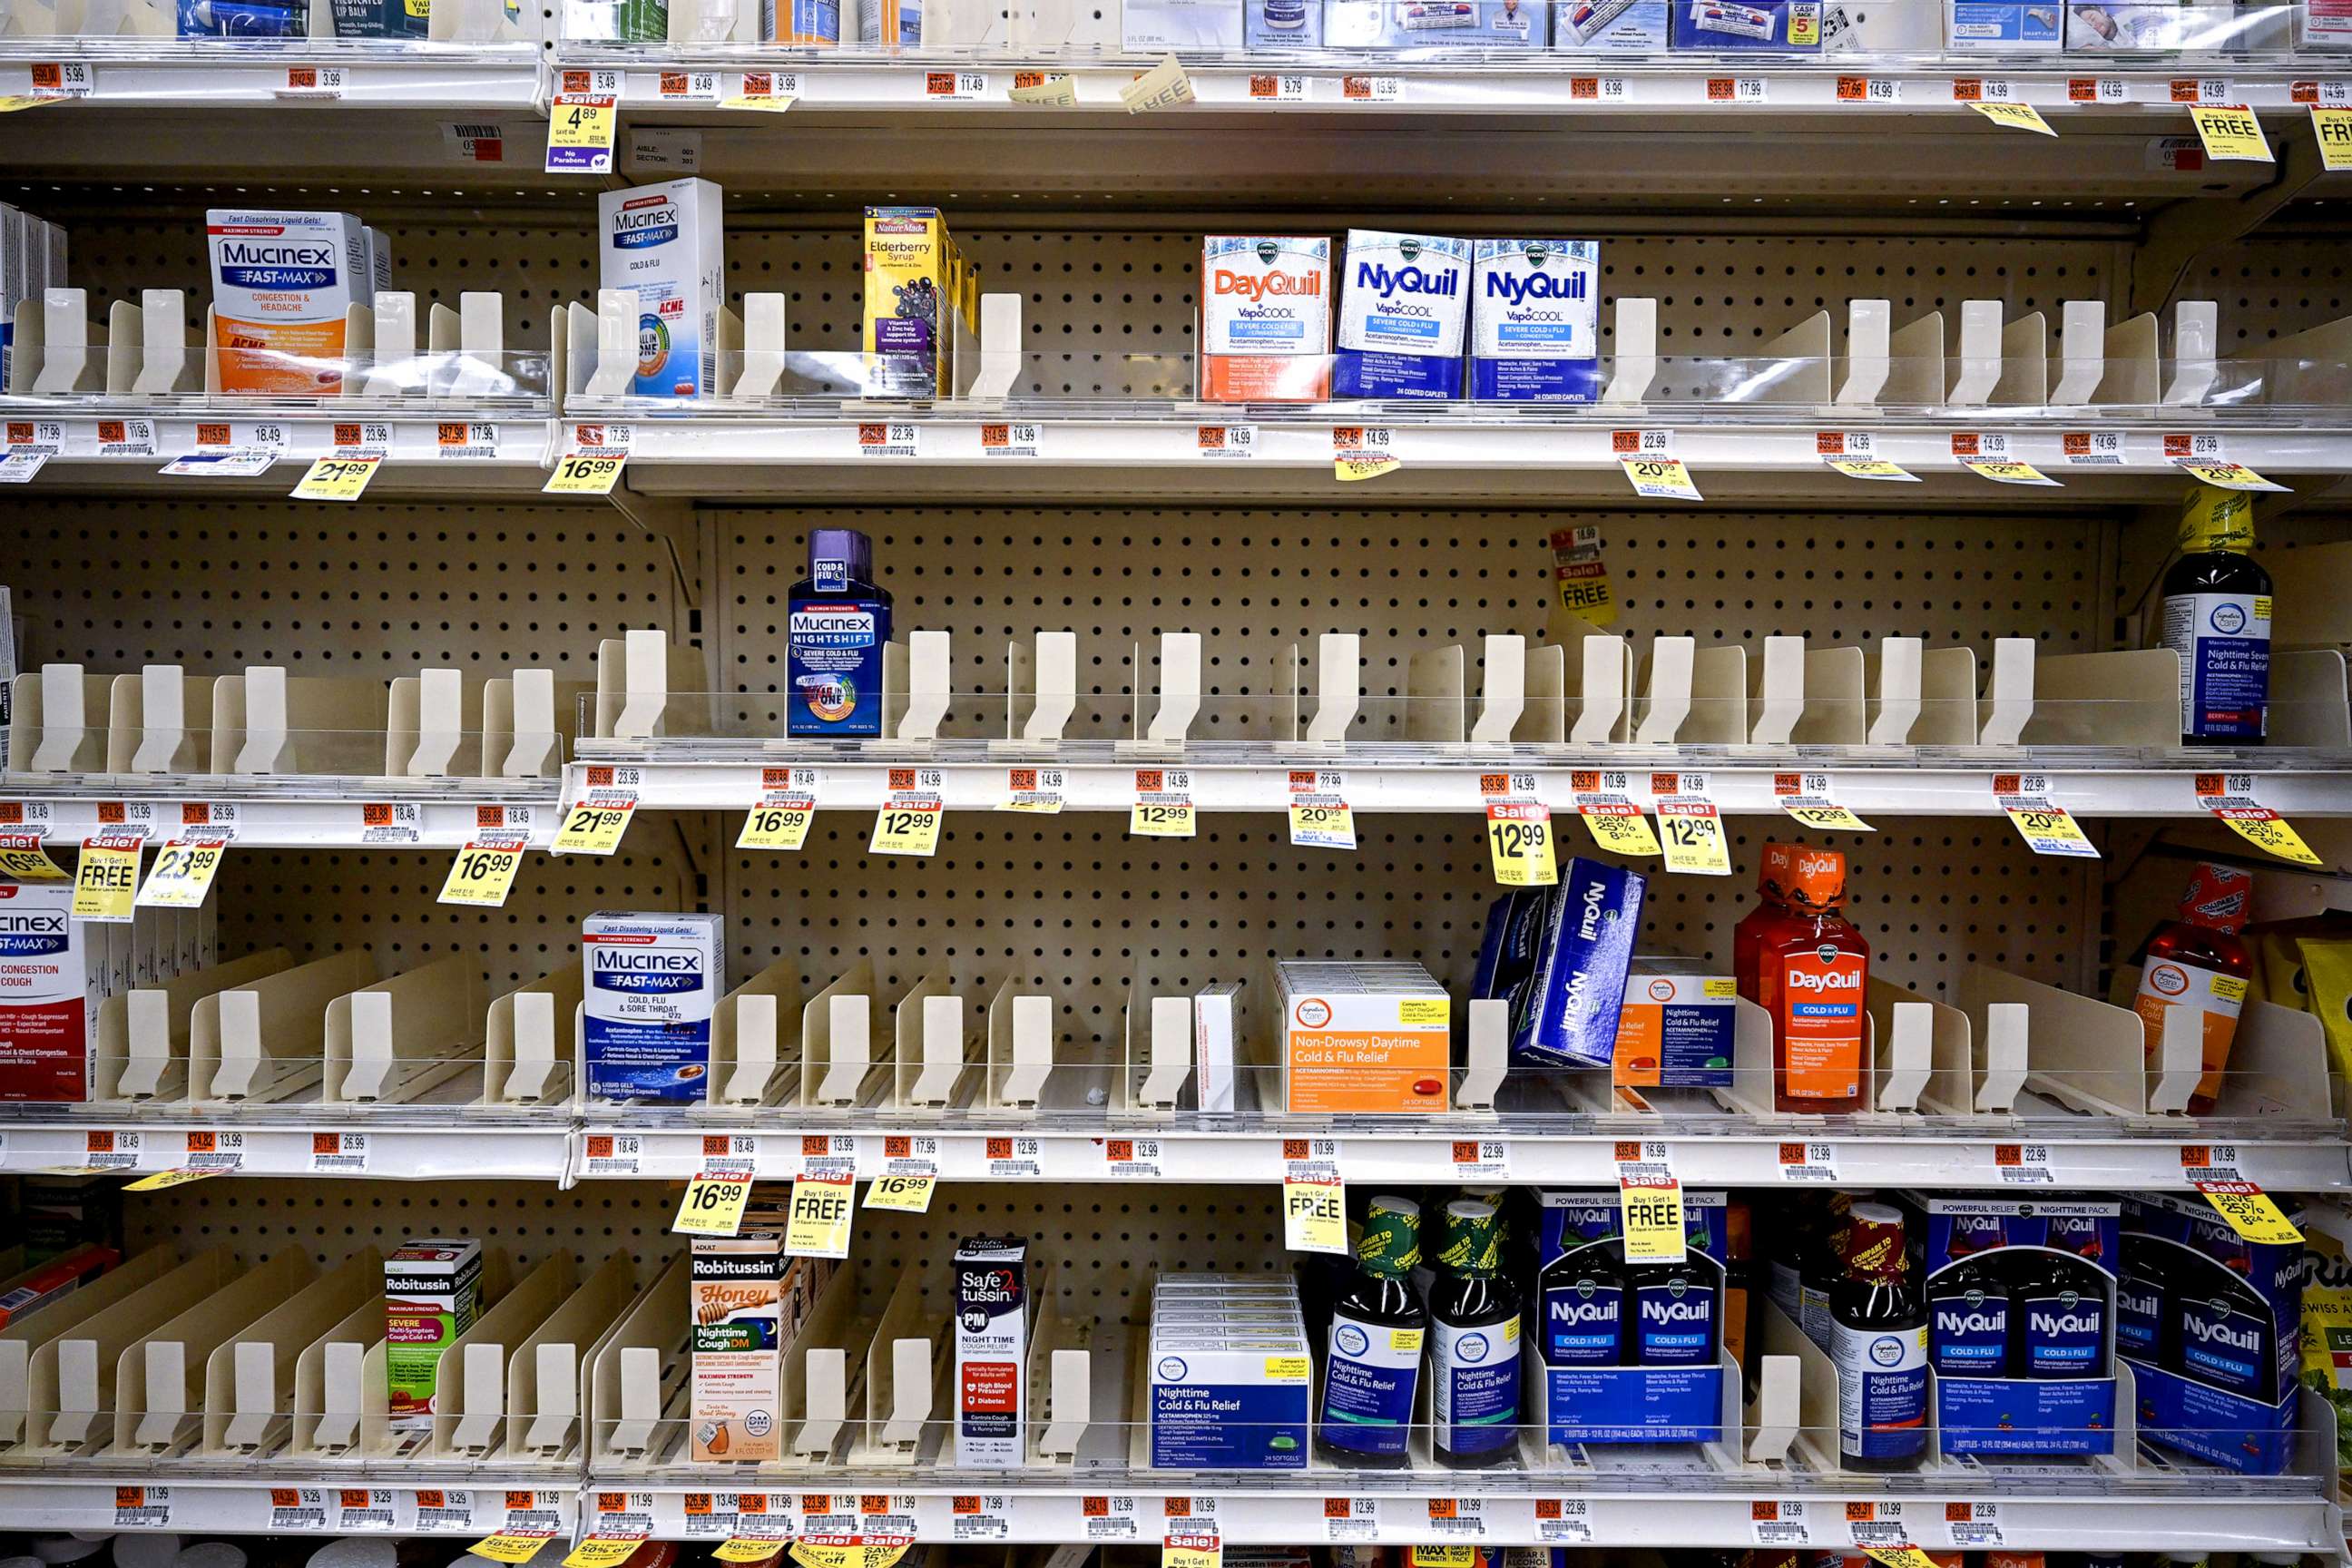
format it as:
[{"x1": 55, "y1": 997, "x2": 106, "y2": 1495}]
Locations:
[
  {"x1": 1275, "y1": 958, "x2": 1451, "y2": 1113},
  {"x1": 1200, "y1": 236, "x2": 1332, "y2": 403}
]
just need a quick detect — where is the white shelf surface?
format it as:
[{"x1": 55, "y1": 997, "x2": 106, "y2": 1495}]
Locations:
[
  {"x1": 0, "y1": 44, "x2": 542, "y2": 107},
  {"x1": 0, "y1": 1477, "x2": 575, "y2": 1537},
  {"x1": 0, "y1": 785, "x2": 559, "y2": 847},
  {"x1": 1, "y1": 410, "x2": 553, "y2": 495},
  {"x1": 0, "y1": 1119, "x2": 573, "y2": 1180}
]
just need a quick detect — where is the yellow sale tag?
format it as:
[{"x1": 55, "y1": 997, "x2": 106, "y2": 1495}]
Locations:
[
  {"x1": 2195, "y1": 1179, "x2": 2305, "y2": 1244},
  {"x1": 123, "y1": 1167, "x2": 224, "y2": 1191},
  {"x1": 1288, "y1": 799, "x2": 1356, "y2": 851},
  {"x1": 1485, "y1": 801, "x2": 1559, "y2": 888},
  {"x1": 713, "y1": 1543, "x2": 789, "y2": 1564},
  {"x1": 134, "y1": 838, "x2": 228, "y2": 908},
  {"x1": 438, "y1": 838, "x2": 527, "y2": 906},
  {"x1": 1335, "y1": 454, "x2": 1400, "y2": 483},
  {"x1": 1008, "y1": 71, "x2": 1077, "y2": 105},
  {"x1": 544, "y1": 452, "x2": 624, "y2": 495},
  {"x1": 740, "y1": 799, "x2": 815, "y2": 851},
  {"x1": 2004, "y1": 803, "x2": 2098, "y2": 858},
  {"x1": 786, "y1": 1172, "x2": 856, "y2": 1258},
  {"x1": 1619, "y1": 1174, "x2": 1687, "y2": 1262},
  {"x1": 1162, "y1": 1538, "x2": 1219, "y2": 1568},
  {"x1": 2214, "y1": 812, "x2": 2322, "y2": 865},
  {"x1": 467, "y1": 1535, "x2": 556, "y2": 1563},
  {"x1": 1863, "y1": 1550, "x2": 1944, "y2": 1568},
  {"x1": 673, "y1": 1172, "x2": 754, "y2": 1236},
  {"x1": 1621, "y1": 456, "x2": 1701, "y2": 500},
  {"x1": 0, "y1": 838, "x2": 66, "y2": 879},
  {"x1": 789, "y1": 1546, "x2": 855, "y2": 1568},
  {"x1": 0, "y1": 96, "x2": 61, "y2": 112},
  {"x1": 552, "y1": 796, "x2": 636, "y2": 856},
  {"x1": 544, "y1": 94, "x2": 618, "y2": 173},
  {"x1": 1656, "y1": 801, "x2": 1731, "y2": 877},
  {"x1": 1966, "y1": 458, "x2": 2058, "y2": 485},
  {"x1": 2180, "y1": 460, "x2": 2288, "y2": 492},
  {"x1": 864, "y1": 1173, "x2": 936, "y2": 1212},
  {"x1": 1970, "y1": 98, "x2": 2054, "y2": 134},
  {"x1": 1409, "y1": 1552, "x2": 1474, "y2": 1568},
  {"x1": 290, "y1": 454, "x2": 382, "y2": 501},
  {"x1": 562, "y1": 1538, "x2": 643, "y2": 1568},
  {"x1": 1120, "y1": 53, "x2": 1195, "y2": 113},
  {"x1": 72, "y1": 838, "x2": 141, "y2": 923},
  {"x1": 869, "y1": 797, "x2": 943, "y2": 857},
  {"x1": 1580, "y1": 803, "x2": 1663, "y2": 858},
  {"x1": 2315, "y1": 105, "x2": 2352, "y2": 172},
  {"x1": 863, "y1": 1544, "x2": 912, "y2": 1568},
  {"x1": 2190, "y1": 102, "x2": 2272, "y2": 162},
  {"x1": 1131, "y1": 799, "x2": 1194, "y2": 838},
  {"x1": 1283, "y1": 1176, "x2": 1346, "y2": 1253},
  {"x1": 1828, "y1": 456, "x2": 1921, "y2": 481}
]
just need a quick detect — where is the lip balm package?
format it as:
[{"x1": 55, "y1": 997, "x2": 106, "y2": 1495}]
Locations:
[
  {"x1": 1670, "y1": 0, "x2": 1821, "y2": 46},
  {"x1": 1555, "y1": 0, "x2": 1670, "y2": 47}
]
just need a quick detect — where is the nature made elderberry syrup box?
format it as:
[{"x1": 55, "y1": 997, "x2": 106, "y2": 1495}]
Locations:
[
  {"x1": 583, "y1": 912, "x2": 725, "y2": 1102},
  {"x1": 956, "y1": 1235, "x2": 1030, "y2": 1467},
  {"x1": 385, "y1": 1238, "x2": 483, "y2": 1431}
]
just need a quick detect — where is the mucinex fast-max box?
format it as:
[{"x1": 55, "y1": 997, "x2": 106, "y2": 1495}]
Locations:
[
  {"x1": 207, "y1": 209, "x2": 369, "y2": 396},
  {"x1": 1200, "y1": 236, "x2": 1332, "y2": 403},
  {"x1": 0, "y1": 883, "x2": 98, "y2": 1102},
  {"x1": 600, "y1": 179, "x2": 724, "y2": 400},
  {"x1": 1334, "y1": 230, "x2": 1471, "y2": 401},
  {"x1": 583, "y1": 911, "x2": 725, "y2": 1102}
]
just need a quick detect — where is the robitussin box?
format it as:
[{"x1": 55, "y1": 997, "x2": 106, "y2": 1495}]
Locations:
[
  {"x1": 385, "y1": 1238, "x2": 483, "y2": 1431},
  {"x1": 2120, "y1": 1191, "x2": 2305, "y2": 1474}
]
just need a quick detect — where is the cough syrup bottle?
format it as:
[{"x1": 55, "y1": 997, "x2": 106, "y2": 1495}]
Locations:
[
  {"x1": 1429, "y1": 1199, "x2": 1522, "y2": 1468},
  {"x1": 787, "y1": 527, "x2": 892, "y2": 738},
  {"x1": 1829, "y1": 1201, "x2": 1928, "y2": 1473},
  {"x1": 1740, "y1": 845, "x2": 1871, "y2": 1114},
  {"x1": 2161, "y1": 487, "x2": 2271, "y2": 745},
  {"x1": 1317, "y1": 1194, "x2": 1427, "y2": 1468},
  {"x1": 2132, "y1": 861, "x2": 2256, "y2": 1114}
]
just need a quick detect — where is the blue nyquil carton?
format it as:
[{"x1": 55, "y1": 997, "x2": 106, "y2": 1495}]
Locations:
[
  {"x1": 1500, "y1": 858, "x2": 1647, "y2": 1071},
  {"x1": 1334, "y1": 230, "x2": 1472, "y2": 400}
]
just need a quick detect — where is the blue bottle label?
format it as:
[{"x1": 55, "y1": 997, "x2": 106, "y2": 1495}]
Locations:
[
  {"x1": 1633, "y1": 1279, "x2": 1714, "y2": 1366},
  {"x1": 2178, "y1": 1294, "x2": 2268, "y2": 1395},
  {"x1": 2163, "y1": 591, "x2": 2270, "y2": 740},
  {"x1": 1544, "y1": 1279, "x2": 1623, "y2": 1365},
  {"x1": 2023, "y1": 1288, "x2": 2105, "y2": 1377},
  {"x1": 1320, "y1": 1311, "x2": 1424, "y2": 1455},
  {"x1": 1432, "y1": 1316, "x2": 1521, "y2": 1455},
  {"x1": 1832, "y1": 1319, "x2": 1927, "y2": 1462},
  {"x1": 789, "y1": 594, "x2": 889, "y2": 737},
  {"x1": 1930, "y1": 1289, "x2": 2011, "y2": 1377}
]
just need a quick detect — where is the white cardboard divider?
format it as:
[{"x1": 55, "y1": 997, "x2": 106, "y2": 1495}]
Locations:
[
  {"x1": 801, "y1": 956, "x2": 879, "y2": 1110},
  {"x1": 1864, "y1": 637, "x2": 1923, "y2": 745},
  {"x1": 1715, "y1": 997, "x2": 1779, "y2": 1118},
  {"x1": 1518, "y1": 642, "x2": 1566, "y2": 744},
  {"x1": 1633, "y1": 637, "x2": 1695, "y2": 744},
  {"x1": 1007, "y1": 632, "x2": 1079, "y2": 744},
  {"x1": 1298, "y1": 632, "x2": 1362, "y2": 745},
  {"x1": 97, "y1": 947, "x2": 294, "y2": 1102},
  {"x1": 1749, "y1": 636, "x2": 1806, "y2": 745},
  {"x1": 1468, "y1": 634, "x2": 1526, "y2": 745},
  {"x1": 1916, "y1": 645, "x2": 1983, "y2": 746},
  {"x1": 2051, "y1": 299, "x2": 2106, "y2": 407},
  {"x1": 2272, "y1": 650, "x2": 2352, "y2": 748},
  {"x1": 2019, "y1": 648, "x2": 2179, "y2": 747},
  {"x1": 2212, "y1": 999, "x2": 2337, "y2": 1122},
  {"x1": 2098, "y1": 310, "x2": 2162, "y2": 407},
  {"x1": 325, "y1": 953, "x2": 487, "y2": 1105},
  {"x1": 1756, "y1": 312, "x2": 1833, "y2": 404},
  {"x1": 115, "y1": 666, "x2": 214, "y2": 774},
  {"x1": 1864, "y1": 977, "x2": 1950, "y2": 1114},
  {"x1": 1455, "y1": 997, "x2": 1510, "y2": 1112},
  {"x1": 31, "y1": 288, "x2": 94, "y2": 395},
  {"x1": 1123, "y1": 970, "x2": 1191, "y2": 1113},
  {"x1": 970, "y1": 293, "x2": 1024, "y2": 403},
  {"x1": 1686, "y1": 645, "x2": 1749, "y2": 745},
  {"x1": 15, "y1": 1248, "x2": 237, "y2": 1455},
  {"x1": 117, "y1": 1250, "x2": 315, "y2": 1453},
  {"x1": 0, "y1": 1247, "x2": 179, "y2": 1452},
  {"x1": 497, "y1": 670, "x2": 579, "y2": 778},
  {"x1": 202, "y1": 1250, "x2": 380, "y2": 1455},
  {"x1": 1996, "y1": 309, "x2": 2051, "y2": 406},
  {"x1": 191, "y1": 949, "x2": 377, "y2": 1105},
  {"x1": 1977, "y1": 637, "x2": 2036, "y2": 747},
  {"x1": 1406, "y1": 645, "x2": 1467, "y2": 745},
  {"x1": 15, "y1": 667, "x2": 105, "y2": 773},
  {"x1": 858, "y1": 1267, "x2": 944, "y2": 1462},
  {"x1": 1965, "y1": 965, "x2": 2171, "y2": 1119},
  {"x1": 1568, "y1": 635, "x2": 1630, "y2": 745},
  {"x1": 216, "y1": 670, "x2": 389, "y2": 777},
  {"x1": 510, "y1": 1256, "x2": 641, "y2": 1460},
  {"x1": 1884, "y1": 309, "x2": 1946, "y2": 407},
  {"x1": 1905, "y1": 975, "x2": 2007, "y2": 1115},
  {"x1": 988, "y1": 973, "x2": 1055, "y2": 1110},
  {"x1": 1948, "y1": 299, "x2": 2004, "y2": 407},
  {"x1": 884, "y1": 630, "x2": 952, "y2": 743},
  {"x1": 585, "y1": 290, "x2": 637, "y2": 398},
  {"x1": 787, "y1": 1262, "x2": 866, "y2": 1462},
  {"x1": 132, "y1": 289, "x2": 196, "y2": 397},
  {"x1": 1833, "y1": 299, "x2": 1890, "y2": 407},
  {"x1": 711, "y1": 954, "x2": 805, "y2": 1108},
  {"x1": 896, "y1": 965, "x2": 973, "y2": 1111},
  {"x1": 366, "y1": 292, "x2": 417, "y2": 397},
  {"x1": 1135, "y1": 632, "x2": 1202, "y2": 745},
  {"x1": 485, "y1": 961, "x2": 583, "y2": 1106},
  {"x1": 434, "y1": 1252, "x2": 575, "y2": 1459},
  {"x1": 387, "y1": 668, "x2": 479, "y2": 779},
  {"x1": 2163, "y1": 299, "x2": 2220, "y2": 406},
  {"x1": 586, "y1": 1254, "x2": 688, "y2": 1461},
  {"x1": 734, "y1": 292, "x2": 789, "y2": 401},
  {"x1": 1600, "y1": 297, "x2": 1659, "y2": 406},
  {"x1": 1793, "y1": 646, "x2": 1867, "y2": 744}
]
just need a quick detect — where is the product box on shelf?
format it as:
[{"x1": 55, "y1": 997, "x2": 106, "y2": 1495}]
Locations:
[
  {"x1": 769, "y1": 0, "x2": 842, "y2": 41},
  {"x1": 1149, "y1": 1273, "x2": 1311, "y2": 1468},
  {"x1": 692, "y1": 1219, "x2": 789, "y2": 1463},
  {"x1": 2064, "y1": 0, "x2": 2239, "y2": 47},
  {"x1": 2120, "y1": 1191, "x2": 2306, "y2": 1475},
  {"x1": 1245, "y1": 0, "x2": 1322, "y2": 45},
  {"x1": 863, "y1": 206, "x2": 976, "y2": 400},
  {"x1": 206, "y1": 208, "x2": 371, "y2": 396},
  {"x1": 1669, "y1": 0, "x2": 1821, "y2": 46},
  {"x1": 1125, "y1": 0, "x2": 1246, "y2": 48},
  {"x1": 1613, "y1": 959, "x2": 1737, "y2": 1092},
  {"x1": 1533, "y1": 1189, "x2": 1728, "y2": 1444},
  {"x1": 386, "y1": 1238, "x2": 484, "y2": 1432},
  {"x1": 1200, "y1": 236, "x2": 1332, "y2": 403},
  {"x1": 582, "y1": 911, "x2": 726, "y2": 1103},
  {"x1": 0, "y1": 882, "x2": 100, "y2": 1102},
  {"x1": 600, "y1": 179, "x2": 724, "y2": 401},
  {"x1": 1946, "y1": 0, "x2": 2060, "y2": 46},
  {"x1": 956, "y1": 1235, "x2": 1031, "y2": 1468},
  {"x1": 1333, "y1": 230, "x2": 1472, "y2": 400},
  {"x1": 1905, "y1": 1193, "x2": 2120, "y2": 1457},
  {"x1": 1502, "y1": 858, "x2": 1647, "y2": 1071},
  {"x1": 1553, "y1": 0, "x2": 1669, "y2": 48},
  {"x1": 1327, "y1": 0, "x2": 1550, "y2": 43},
  {"x1": 1274, "y1": 958, "x2": 1450, "y2": 1113}
]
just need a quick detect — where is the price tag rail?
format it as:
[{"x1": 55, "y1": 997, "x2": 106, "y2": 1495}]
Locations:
[
  {"x1": 0, "y1": 1117, "x2": 574, "y2": 1181},
  {"x1": 0, "y1": 409, "x2": 547, "y2": 491},
  {"x1": 0, "y1": 1475, "x2": 579, "y2": 1537},
  {"x1": 0, "y1": 785, "x2": 560, "y2": 848},
  {"x1": 0, "y1": 44, "x2": 541, "y2": 110}
]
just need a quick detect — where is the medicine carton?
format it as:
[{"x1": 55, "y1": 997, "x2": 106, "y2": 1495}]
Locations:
[
  {"x1": 864, "y1": 206, "x2": 965, "y2": 399},
  {"x1": 1669, "y1": 0, "x2": 1821, "y2": 46},
  {"x1": 1534, "y1": 1190, "x2": 1728, "y2": 1445},
  {"x1": 1200, "y1": 236, "x2": 1332, "y2": 403},
  {"x1": 0, "y1": 883, "x2": 101, "y2": 1102},
  {"x1": 1613, "y1": 960, "x2": 1735, "y2": 1091},
  {"x1": 1149, "y1": 1276, "x2": 1310, "y2": 1469},
  {"x1": 1470, "y1": 239, "x2": 1601, "y2": 402},
  {"x1": 1244, "y1": 0, "x2": 1320, "y2": 46},
  {"x1": 1334, "y1": 230, "x2": 1471, "y2": 401},
  {"x1": 206, "y1": 209, "x2": 370, "y2": 396},
  {"x1": 582, "y1": 911, "x2": 726, "y2": 1102},
  {"x1": 692, "y1": 1225, "x2": 786, "y2": 1462},
  {"x1": 1555, "y1": 0, "x2": 1669, "y2": 48},
  {"x1": 1125, "y1": 0, "x2": 1244, "y2": 48},
  {"x1": 1946, "y1": 0, "x2": 2059, "y2": 45},
  {"x1": 955, "y1": 1236, "x2": 1030, "y2": 1468},
  {"x1": 600, "y1": 179, "x2": 725, "y2": 400},
  {"x1": 385, "y1": 1238, "x2": 484, "y2": 1431},
  {"x1": 1275, "y1": 958, "x2": 1449, "y2": 1113},
  {"x1": 1510, "y1": 858, "x2": 1646, "y2": 1070}
]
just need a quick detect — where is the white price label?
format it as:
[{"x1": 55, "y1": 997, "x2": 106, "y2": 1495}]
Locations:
[
  {"x1": 278, "y1": 65, "x2": 345, "y2": 96},
  {"x1": 985, "y1": 1135, "x2": 1043, "y2": 1177},
  {"x1": 1195, "y1": 424, "x2": 1258, "y2": 460},
  {"x1": 1448, "y1": 1138, "x2": 1509, "y2": 1179},
  {"x1": 1778, "y1": 1141, "x2": 1840, "y2": 1181},
  {"x1": 582, "y1": 1132, "x2": 642, "y2": 1175},
  {"x1": 1103, "y1": 1137, "x2": 1162, "y2": 1177},
  {"x1": 310, "y1": 1132, "x2": 371, "y2": 1173},
  {"x1": 1708, "y1": 75, "x2": 1767, "y2": 102},
  {"x1": 1750, "y1": 1501, "x2": 1812, "y2": 1546},
  {"x1": 658, "y1": 69, "x2": 721, "y2": 102},
  {"x1": 856, "y1": 421, "x2": 921, "y2": 458},
  {"x1": 922, "y1": 68, "x2": 991, "y2": 100},
  {"x1": 1248, "y1": 72, "x2": 1308, "y2": 101},
  {"x1": 1992, "y1": 1142, "x2": 2053, "y2": 1184},
  {"x1": 980, "y1": 421, "x2": 1043, "y2": 459}
]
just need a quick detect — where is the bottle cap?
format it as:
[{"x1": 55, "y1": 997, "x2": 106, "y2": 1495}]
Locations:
[
  {"x1": 1758, "y1": 840, "x2": 1797, "y2": 899},
  {"x1": 1439, "y1": 1199, "x2": 1501, "y2": 1277},
  {"x1": 2177, "y1": 485, "x2": 2255, "y2": 554},
  {"x1": 2178, "y1": 861, "x2": 2253, "y2": 934},
  {"x1": 1840, "y1": 1200, "x2": 1906, "y2": 1281},
  {"x1": 1723, "y1": 1198, "x2": 1751, "y2": 1261},
  {"x1": 1358, "y1": 1195, "x2": 1421, "y2": 1278},
  {"x1": 1783, "y1": 846, "x2": 1847, "y2": 910},
  {"x1": 808, "y1": 527, "x2": 874, "y2": 582}
]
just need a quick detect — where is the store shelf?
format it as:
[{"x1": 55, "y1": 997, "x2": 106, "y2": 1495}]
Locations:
[
  {"x1": 0, "y1": 1477, "x2": 576, "y2": 1537},
  {"x1": 0, "y1": 1118, "x2": 573, "y2": 1181},
  {"x1": 0, "y1": 43, "x2": 541, "y2": 108},
  {"x1": 0, "y1": 409, "x2": 554, "y2": 496},
  {"x1": 0, "y1": 782, "x2": 561, "y2": 848}
]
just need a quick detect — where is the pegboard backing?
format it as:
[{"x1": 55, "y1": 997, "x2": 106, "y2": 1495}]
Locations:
[{"x1": 2175, "y1": 227, "x2": 2352, "y2": 349}]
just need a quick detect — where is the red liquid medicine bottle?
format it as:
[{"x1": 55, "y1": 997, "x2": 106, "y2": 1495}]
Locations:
[
  {"x1": 1737, "y1": 843, "x2": 1871, "y2": 1114},
  {"x1": 2132, "y1": 860, "x2": 2256, "y2": 1115}
]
